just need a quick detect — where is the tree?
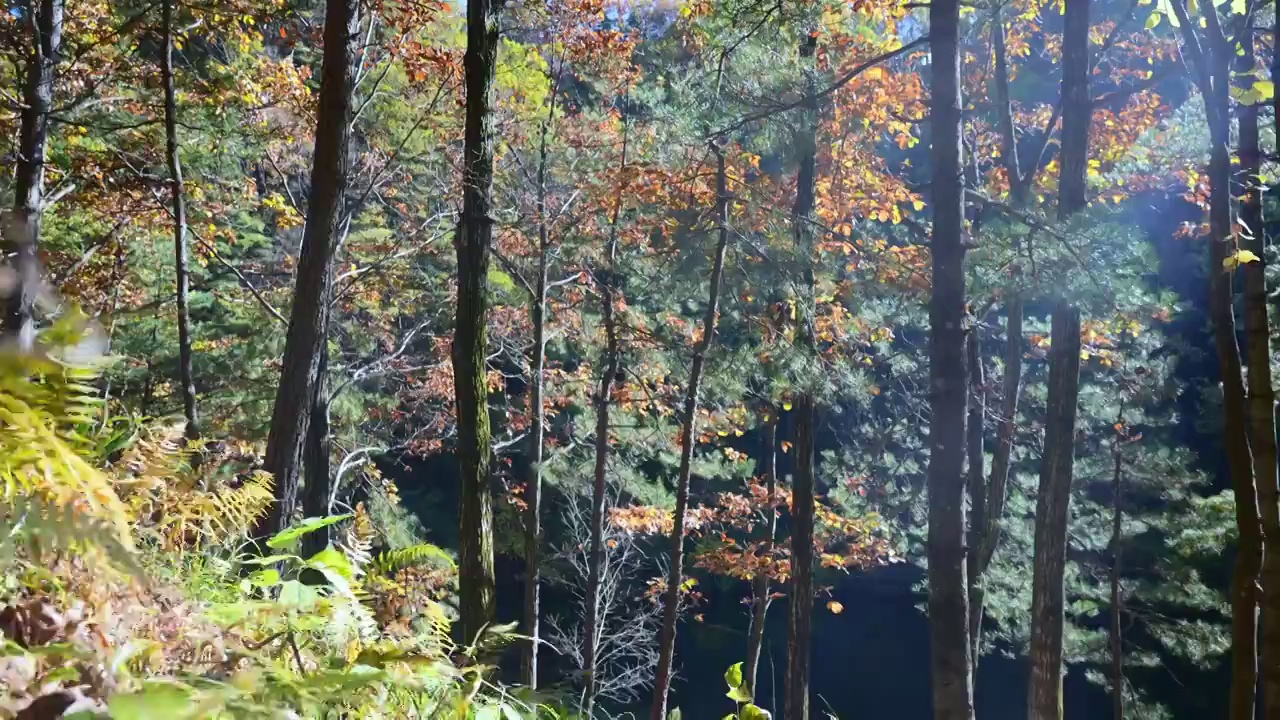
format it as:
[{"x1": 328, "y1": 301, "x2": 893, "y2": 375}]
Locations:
[
  {"x1": 744, "y1": 411, "x2": 777, "y2": 697},
  {"x1": 925, "y1": 1, "x2": 974, "y2": 718},
  {"x1": 1236, "y1": 10, "x2": 1280, "y2": 720},
  {"x1": 1025, "y1": 304, "x2": 1082, "y2": 720},
  {"x1": 7, "y1": 0, "x2": 64, "y2": 349},
  {"x1": 454, "y1": 0, "x2": 501, "y2": 644},
  {"x1": 159, "y1": 0, "x2": 198, "y2": 439},
  {"x1": 257, "y1": 0, "x2": 361, "y2": 539},
  {"x1": 585, "y1": 118, "x2": 627, "y2": 718},
  {"x1": 1027, "y1": 4, "x2": 1088, "y2": 717},
  {"x1": 1165, "y1": 3, "x2": 1263, "y2": 717},
  {"x1": 784, "y1": 33, "x2": 819, "y2": 720},
  {"x1": 650, "y1": 142, "x2": 734, "y2": 720}
]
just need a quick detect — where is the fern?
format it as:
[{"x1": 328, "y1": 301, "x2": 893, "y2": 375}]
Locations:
[
  {"x1": 373, "y1": 543, "x2": 456, "y2": 576},
  {"x1": 0, "y1": 496, "x2": 140, "y2": 575},
  {"x1": 0, "y1": 338, "x2": 131, "y2": 547}
]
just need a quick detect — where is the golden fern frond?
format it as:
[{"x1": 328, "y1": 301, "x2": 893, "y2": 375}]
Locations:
[
  {"x1": 373, "y1": 543, "x2": 455, "y2": 576},
  {"x1": 343, "y1": 502, "x2": 376, "y2": 572},
  {"x1": 0, "y1": 392, "x2": 132, "y2": 547},
  {"x1": 117, "y1": 421, "x2": 190, "y2": 487},
  {"x1": 0, "y1": 496, "x2": 140, "y2": 575},
  {"x1": 148, "y1": 470, "x2": 273, "y2": 550}
]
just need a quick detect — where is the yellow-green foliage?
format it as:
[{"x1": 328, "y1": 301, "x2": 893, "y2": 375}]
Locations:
[{"x1": 0, "y1": 322, "x2": 573, "y2": 719}]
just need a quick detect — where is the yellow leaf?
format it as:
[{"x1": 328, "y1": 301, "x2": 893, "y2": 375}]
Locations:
[
  {"x1": 1224, "y1": 249, "x2": 1262, "y2": 270},
  {"x1": 912, "y1": 200, "x2": 926, "y2": 211},
  {"x1": 827, "y1": 600, "x2": 844, "y2": 614}
]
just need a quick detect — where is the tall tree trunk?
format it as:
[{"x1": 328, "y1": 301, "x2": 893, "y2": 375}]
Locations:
[
  {"x1": 745, "y1": 413, "x2": 778, "y2": 698},
  {"x1": 522, "y1": 244, "x2": 548, "y2": 687},
  {"x1": 787, "y1": 394, "x2": 816, "y2": 720},
  {"x1": 522, "y1": 67, "x2": 560, "y2": 688},
  {"x1": 1238, "y1": 20, "x2": 1280, "y2": 720},
  {"x1": 301, "y1": 346, "x2": 332, "y2": 558},
  {"x1": 8, "y1": 0, "x2": 64, "y2": 350},
  {"x1": 161, "y1": 0, "x2": 199, "y2": 440},
  {"x1": 926, "y1": 2, "x2": 975, "y2": 718},
  {"x1": 783, "y1": 35, "x2": 819, "y2": 720},
  {"x1": 968, "y1": 11, "x2": 1027, "y2": 681},
  {"x1": 965, "y1": 330, "x2": 985, "y2": 674},
  {"x1": 650, "y1": 143, "x2": 733, "y2": 720},
  {"x1": 1026, "y1": 304, "x2": 1082, "y2": 720},
  {"x1": 969, "y1": 299, "x2": 1022, "y2": 679},
  {"x1": 256, "y1": 0, "x2": 359, "y2": 540},
  {"x1": 454, "y1": 0, "x2": 501, "y2": 646},
  {"x1": 1109, "y1": 407, "x2": 1125, "y2": 720},
  {"x1": 583, "y1": 121, "x2": 627, "y2": 716},
  {"x1": 1026, "y1": 7, "x2": 1089, "y2": 719},
  {"x1": 1057, "y1": 0, "x2": 1091, "y2": 219},
  {"x1": 583, "y1": 216, "x2": 621, "y2": 719},
  {"x1": 991, "y1": 5, "x2": 1022, "y2": 205},
  {"x1": 1170, "y1": 2, "x2": 1262, "y2": 715}
]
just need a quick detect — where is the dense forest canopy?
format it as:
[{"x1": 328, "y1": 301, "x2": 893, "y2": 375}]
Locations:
[{"x1": 0, "y1": 0, "x2": 1278, "y2": 718}]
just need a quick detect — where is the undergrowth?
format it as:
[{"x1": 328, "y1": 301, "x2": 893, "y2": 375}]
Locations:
[{"x1": 0, "y1": 316, "x2": 572, "y2": 719}]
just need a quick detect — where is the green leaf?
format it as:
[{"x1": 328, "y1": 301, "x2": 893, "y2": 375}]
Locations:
[
  {"x1": 668, "y1": 709, "x2": 682, "y2": 720},
  {"x1": 727, "y1": 684, "x2": 754, "y2": 703},
  {"x1": 266, "y1": 514, "x2": 352, "y2": 550},
  {"x1": 740, "y1": 704, "x2": 772, "y2": 720},
  {"x1": 1145, "y1": 12, "x2": 1161, "y2": 28},
  {"x1": 307, "y1": 545, "x2": 355, "y2": 581},
  {"x1": 277, "y1": 579, "x2": 320, "y2": 608},
  {"x1": 247, "y1": 568, "x2": 280, "y2": 587},
  {"x1": 108, "y1": 683, "x2": 196, "y2": 720},
  {"x1": 725, "y1": 662, "x2": 744, "y2": 689}
]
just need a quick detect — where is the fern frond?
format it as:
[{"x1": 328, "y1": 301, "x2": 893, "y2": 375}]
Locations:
[
  {"x1": 342, "y1": 503, "x2": 376, "y2": 573},
  {"x1": 373, "y1": 543, "x2": 455, "y2": 576},
  {"x1": 208, "y1": 471, "x2": 274, "y2": 538},
  {"x1": 0, "y1": 496, "x2": 141, "y2": 575},
  {"x1": 0, "y1": 389, "x2": 132, "y2": 546}
]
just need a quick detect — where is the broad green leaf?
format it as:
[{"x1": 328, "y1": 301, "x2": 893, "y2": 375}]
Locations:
[
  {"x1": 740, "y1": 704, "x2": 772, "y2": 720},
  {"x1": 108, "y1": 683, "x2": 196, "y2": 720},
  {"x1": 725, "y1": 661, "x2": 744, "y2": 689},
  {"x1": 307, "y1": 545, "x2": 355, "y2": 581},
  {"x1": 277, "y1": 579, "x2": 320, "y2": 608},
  {"x1": 246, "y1": 568, "x2": 280, "y2": 587},
  {"x1": 266, "y1": 514, "x2": 352, "y2": 550},
  {"x1": 727, "y1": 683, "x2": 754, "y2": 703}
]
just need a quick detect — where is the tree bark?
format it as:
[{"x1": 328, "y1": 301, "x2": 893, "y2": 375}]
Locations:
[
  {"x1": 1169, "y1": 2, "x2": 1262, "y2": 716},
  {"x1": 521, "y1": 68, "x2": 560, "y2": 689},
  {"x1": 454, "y1": 0, "x2": 501, "y2": 646},
  {"x1": 991, "y1": 6, "x2": 1022, "y2": 205},
  {"x1": 745, "y1": 413, "x2": 778, "y2": 698},
  {"x1": 926, "y1": 2, "x2": 975, "y2": 719},
  {"x1": 583, "y1": 198, "x2": 622, "y2": 720},
  {"x1": 1057, "y1": 0, "x2": 1091, "y2": 219},
  {"x1": 1238, "y1": 20, "x2": 1280, "y2": 720},
  {"x1": 650, "y1": 144, "x2": 733, "y2": 720},
  {"x1": 8, "y1": 0, "x2": 64, "y2": 350},
  {"x1": 782, "y1": 35, "x2": 820, "y2": 720},
  {"x1": 256, "y1": 0, "x2": 359, "y2": 540},
  {"x1": 301, "y1": 346, "x2": 332, "y2": 558},
  {"x1": 160, "y1": 0, "x2": 199, "y2": 440},
  {"x1": 1109, "y1": 409, "x2": 1124, "y2": 720},
  {"x1": 1026, "y1": 304, "x2": 1082, "y2": 720},
  {"x1": 964, "y1": 330, "x2": 985, "y2": 673}
]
